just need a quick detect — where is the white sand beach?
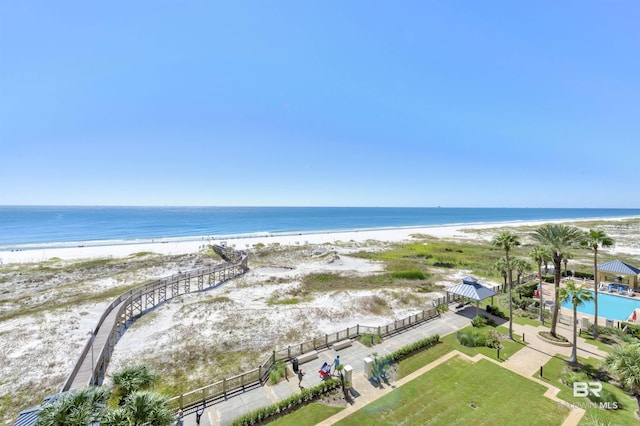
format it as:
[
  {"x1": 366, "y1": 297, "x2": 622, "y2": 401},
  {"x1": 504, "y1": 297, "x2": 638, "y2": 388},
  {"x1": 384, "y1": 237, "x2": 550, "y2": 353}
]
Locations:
[
  {"x1": 2, "y1": 216, "x2": 640, "y2": 424},
  {"x1": 4, "y1": 216, "x2": 638, "y2": 264}
]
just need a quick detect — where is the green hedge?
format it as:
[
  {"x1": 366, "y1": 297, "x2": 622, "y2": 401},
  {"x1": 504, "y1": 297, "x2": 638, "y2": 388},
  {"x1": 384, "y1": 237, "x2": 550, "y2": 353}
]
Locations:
[
  {"x1": 232, "y1": 378, "x2": 341, "y2": 426},
  {"x1": 375, "y1": 334, "x2": 441, "y2": 367}
]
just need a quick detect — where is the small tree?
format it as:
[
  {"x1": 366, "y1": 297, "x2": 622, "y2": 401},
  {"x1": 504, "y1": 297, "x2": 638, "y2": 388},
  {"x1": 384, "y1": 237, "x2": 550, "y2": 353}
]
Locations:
[
  {"x1": 604, "y1": 343, "x2": 640, "y2": 417},
  {"x1": 110, "y1": 364, "x2": 158, "y2": 403},
  {"x1": 533, "y1": 224, "x2": 584, "y2": 337},
  {"x1": 582, "y1": 229, "x2": 614, "y2": 339},
  {"x1": 511, "y1": 257, "x2": 531, "y2": 286},
  {"x1": 493, "y1": 258, "x2": 508, "y2": 291},
  {"x1": 36, "y1": 386, "x2": 110, "y2": 426},
  {"x1": 558, "y1": 280, "x2": 593, "y2": 364},
  {"x1": 492, "y1": 231, "x2": 520, "y2": 340},
  {"x1": 530, "y1": 246, "x2": 551, "y2": 324}
]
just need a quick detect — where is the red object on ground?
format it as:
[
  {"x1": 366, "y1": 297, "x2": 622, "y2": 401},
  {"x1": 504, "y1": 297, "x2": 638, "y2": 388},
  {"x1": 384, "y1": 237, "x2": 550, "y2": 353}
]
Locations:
[
  {"x1": 534, "y1": 289, "x2": 540, "y2": 297},
  {"x1": 632, "y1": 310, "x2": 637, "y2": 321}
]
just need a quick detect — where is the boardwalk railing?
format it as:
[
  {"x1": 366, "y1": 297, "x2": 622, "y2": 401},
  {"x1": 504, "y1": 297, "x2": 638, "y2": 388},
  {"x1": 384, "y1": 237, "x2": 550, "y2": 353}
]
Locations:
[
  {"x1": 170, "y1": 305, "x2": 442, "y2": 411},
  {"x1": 61, "y1": 247, "x2": 248, "y2": 392}
]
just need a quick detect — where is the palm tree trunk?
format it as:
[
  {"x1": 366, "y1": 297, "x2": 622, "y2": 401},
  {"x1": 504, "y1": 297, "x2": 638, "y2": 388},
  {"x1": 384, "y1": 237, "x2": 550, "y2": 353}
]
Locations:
[
  {"x1": 506, "y1": 251, "x2": 513, "y2": 340},
  {"x1": 593, "y1": 248, "x2": 599, "y2": 339},
  {"x1": 550, "y1": 257, "x2": 562, "y2": 337},
  {"x1": 538, "y1": 263, "x2": 544, "y2": 324},
  {"x1": 570, "y1": 304, "x2": 578, "y2": 364}
]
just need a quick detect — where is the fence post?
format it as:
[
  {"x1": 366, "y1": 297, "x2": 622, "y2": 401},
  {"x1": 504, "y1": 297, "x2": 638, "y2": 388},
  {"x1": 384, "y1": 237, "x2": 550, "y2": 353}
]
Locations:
[
  {"x1": 223, "y1": 378, "x2": 227, "y2": 396},
  {"x1": 288, "y1": 345, "x2": 291, "y2": 359},
  {"x1": 357, "y1": 324, "x2": 360, "y2": 336},
  {"x1": 326, "y1": 334, "x2": 328, "y2": 346},
  {"x1": 258, "y1": 366, "x2": 262, "y2": 383},
  {"x1": 347, "y1": 327, "x2": 350, "y2": 338},
  {"x1": 378, "y1": 326, "x2": 381, "y2": 337},
  {"x1": 180, "y1": 394, "x2": 183, "y2": 409}
]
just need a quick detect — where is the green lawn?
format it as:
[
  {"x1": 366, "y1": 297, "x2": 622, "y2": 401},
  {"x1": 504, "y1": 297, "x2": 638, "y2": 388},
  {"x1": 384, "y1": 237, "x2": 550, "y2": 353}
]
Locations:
[
  {"x1": 338, "y1": 356, "x2": 569, "y2": 426},
  {"x1": 267, "y1": 402, "x2": 343, "y2": 425},
  {"x1": 536, "y1": 355, "x2": 637, "y2": 425},
  {"x1": 399, "y1": 325, "x2": 526, "y2": 378}
]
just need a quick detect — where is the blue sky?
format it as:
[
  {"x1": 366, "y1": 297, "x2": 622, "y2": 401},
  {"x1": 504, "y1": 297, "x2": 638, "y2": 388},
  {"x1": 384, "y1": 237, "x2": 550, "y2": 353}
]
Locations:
[{"x1": 1, "y1": 1, "x2": 639, "y2": 207}]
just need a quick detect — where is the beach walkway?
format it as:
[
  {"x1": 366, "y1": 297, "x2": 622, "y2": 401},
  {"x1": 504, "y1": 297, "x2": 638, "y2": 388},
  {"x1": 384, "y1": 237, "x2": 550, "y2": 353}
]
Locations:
[{"x1": 178, "y1": 310, "x2": 607, "y2": 426}]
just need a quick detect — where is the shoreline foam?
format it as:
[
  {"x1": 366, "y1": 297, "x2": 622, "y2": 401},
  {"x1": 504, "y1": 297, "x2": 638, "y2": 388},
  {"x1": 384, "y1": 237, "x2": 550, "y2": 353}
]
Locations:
[{"x1": 2, "y1": 216, "x2": 638, "y2": 264}]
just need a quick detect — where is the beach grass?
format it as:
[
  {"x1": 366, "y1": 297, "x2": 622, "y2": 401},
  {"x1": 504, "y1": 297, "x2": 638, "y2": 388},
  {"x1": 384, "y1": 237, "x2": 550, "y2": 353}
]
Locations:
[{"x1": 337, "y1": 357, "x2": 569, "y2": 426}]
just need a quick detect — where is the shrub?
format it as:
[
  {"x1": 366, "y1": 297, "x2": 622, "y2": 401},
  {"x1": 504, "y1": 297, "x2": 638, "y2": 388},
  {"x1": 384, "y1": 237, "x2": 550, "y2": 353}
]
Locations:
[
  {"x1": 232, "y1": 378, "x2": 341, "y2": 425},
  {"x1": 587, "y1": 388, "x2": 621, "y2": 409},
  {"x1": 560, "y1": 370, "x2": 589, "y2": 387},
  {"x1": 487, "y1": 305, "x2": 507, "y2": 319},
  {"x1": 457, "y1": 329, "x2": 487, "y2": 347},
  {"x1": 269, "y1": 360, "x2": 287, "y2": 384},
  {"x1": 471, "y1": 315, "x2": 487, "y2": 328},
  {"x1": 485, "y1": 330, "x2": 503, "y2": 349},
  {"x1": 436, "y1": 303, "x2": 449, "y2": 314},
  {"x1": 359, "y1": 333, "x2": 382, "y2": 347}
]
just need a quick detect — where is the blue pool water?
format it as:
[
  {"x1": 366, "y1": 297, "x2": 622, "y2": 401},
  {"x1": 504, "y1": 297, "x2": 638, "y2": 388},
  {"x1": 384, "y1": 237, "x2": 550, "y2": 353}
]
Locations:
[{"x1": 561, "y1": 290, "x2": 640, "y2": 322}]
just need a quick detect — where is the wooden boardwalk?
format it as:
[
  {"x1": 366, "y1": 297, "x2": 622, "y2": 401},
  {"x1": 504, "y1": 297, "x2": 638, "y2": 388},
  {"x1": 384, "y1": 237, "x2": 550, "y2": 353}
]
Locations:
[{"x1": 62, "y1": 247, "x2": 248, "y2": 391}]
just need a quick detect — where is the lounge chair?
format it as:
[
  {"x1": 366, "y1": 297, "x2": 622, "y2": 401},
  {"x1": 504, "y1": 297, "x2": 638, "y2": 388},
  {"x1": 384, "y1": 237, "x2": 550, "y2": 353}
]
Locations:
[
  {"x1": 607, "y1": 284, "x2": 614, "y2": 292},
  {"x1": 617, "y1": 286, "x2": 624, "y2": 294},
  {"x1": 628, "y1": 289, "x2": 635, "y2": 297}
]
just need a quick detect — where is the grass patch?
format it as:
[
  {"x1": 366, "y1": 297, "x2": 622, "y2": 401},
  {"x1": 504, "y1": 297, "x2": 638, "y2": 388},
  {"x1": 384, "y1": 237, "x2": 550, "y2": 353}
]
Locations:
[
  {"x1": 273, "y1": 298, "x2": 301, "y2": 305},
  {"x1": 338, "y1": 357, "x2": 569, "y2": 426},
  {"x1": 268, "y1": 402, "x2": 343, "y2": 425},
  {"x1": 537, "y1": 355, "x2": 637, "y2": 425},
  {"x1": 209, "y1": 296, "x2": 233, "y2": 304},
  {"x1": 390, "y1": 269, "x2": 426, "y2": 280},
  {"x1": 398, "y1": 325, "x2": 525, "y2": 378},
  {"x1": 581, "y1": 335, "x2": 615, "y2": 354}
]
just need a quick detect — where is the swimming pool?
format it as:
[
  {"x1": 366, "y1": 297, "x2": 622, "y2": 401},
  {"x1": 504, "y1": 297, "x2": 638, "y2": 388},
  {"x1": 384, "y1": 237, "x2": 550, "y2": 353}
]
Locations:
[{"x1": 560, "y1": 290, "x2": 640, "y2": 321}]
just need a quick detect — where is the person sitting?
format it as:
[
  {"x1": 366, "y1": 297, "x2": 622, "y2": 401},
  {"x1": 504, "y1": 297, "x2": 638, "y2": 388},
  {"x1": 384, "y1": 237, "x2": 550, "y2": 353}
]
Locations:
[{"x1": 321, "y1": 363, "x2": 331, "y2": 374}]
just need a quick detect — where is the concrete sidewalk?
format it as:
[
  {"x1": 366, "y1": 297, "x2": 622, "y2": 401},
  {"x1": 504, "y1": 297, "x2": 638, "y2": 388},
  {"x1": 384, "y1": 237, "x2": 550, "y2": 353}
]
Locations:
[
  {"x1": 179, "y1": 309, "x2": 474, "y2": 425},
  {"x1": 181, "y1": 311, "x2": 605, "y2": 426}
]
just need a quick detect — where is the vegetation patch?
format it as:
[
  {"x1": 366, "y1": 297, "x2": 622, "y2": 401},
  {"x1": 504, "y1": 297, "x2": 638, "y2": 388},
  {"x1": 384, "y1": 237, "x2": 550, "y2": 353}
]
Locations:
[
  {"x1": 537, "y1": 355, "x2": 637, "y2": 424},
  {"x1": 232, "y1": 379, "x2": 341, "y2": 426},
  {"x1": 359, "y1": 333, "x2": 382, "y2": 347},
  {"x1": 337, "y1": 357, "x2": 569, "y2": 426}
]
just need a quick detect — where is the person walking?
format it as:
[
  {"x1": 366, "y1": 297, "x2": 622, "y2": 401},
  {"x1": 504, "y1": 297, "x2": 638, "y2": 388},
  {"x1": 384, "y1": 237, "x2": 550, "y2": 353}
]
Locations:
[
  {"x1": 195, "y1": 405, "x2": 205, "y2": 425},
  {"x1": 297, "y1": 368, "x2": 305, "y2": 387},
  {"x1": 332, "y1": 355, "x2": 340, "y2": 374}
]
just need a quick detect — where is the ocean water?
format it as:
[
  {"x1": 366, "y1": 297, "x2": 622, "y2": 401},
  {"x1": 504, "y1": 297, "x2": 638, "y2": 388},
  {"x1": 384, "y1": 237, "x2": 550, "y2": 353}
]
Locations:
[{"x1": 1, "y1": 206, "x2": 639, "y2": 249}]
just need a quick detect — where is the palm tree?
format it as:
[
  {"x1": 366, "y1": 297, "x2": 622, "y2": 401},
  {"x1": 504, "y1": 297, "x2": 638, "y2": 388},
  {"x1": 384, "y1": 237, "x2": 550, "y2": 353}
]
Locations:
[
  {"x1": 101, "y1": 391, "x2": 175, "y2": 426},
  {"x1": 604, "y1": 343, "x2": 640, "y2": 416},
  {"x1": 36, "y1": 386, "x2": 110, "y2": 426},
  {"x1": 492, "y1": 231, "x2": 520, "y2": 339},
  {"x1": 532, "y1": 224, "x2": 584, "y2": 337},
  {"x1": 530, "y1": 246, "x2": 551, "y2": 323},
  {"x1": 511, "y1": 257, "x2": 531, "y2": 286},
  {"x1": 110, "y1": 364, "x2": 158, "y2": 403},
  {"x1": 493, "y1": 257, "x2": 508, "y2": 290},
  {"x1": 582, "y1": 229, "x2": 614, "y2": 339},
  {"x1": 558, "y1": 280, "x2": 593, "y2": 364}
]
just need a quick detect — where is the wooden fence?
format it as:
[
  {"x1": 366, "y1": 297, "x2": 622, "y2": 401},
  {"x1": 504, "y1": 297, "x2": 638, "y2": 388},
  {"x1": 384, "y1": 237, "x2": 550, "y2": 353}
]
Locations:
[{"x1": 170, "y1": 305, "x2": 443, "y2": 411}]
